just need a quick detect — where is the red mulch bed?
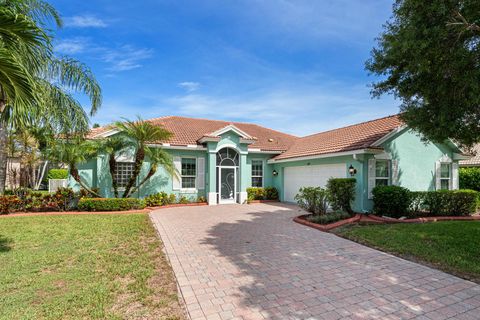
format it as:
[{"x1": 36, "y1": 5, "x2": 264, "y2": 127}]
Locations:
[
  {"x1": 294, "y1": 213, "x2": 480, "y2": 232},
  {"x1": 1, "y1": 202, "x2": 209, "y2": 218}
]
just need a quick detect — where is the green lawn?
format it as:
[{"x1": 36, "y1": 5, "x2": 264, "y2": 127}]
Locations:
[
  {"x1": 335, "y1": 221, "x2": 480, "y2": 283},
  {"x1": 0, "y1": 214, "x2": 184, "y2": 320}
]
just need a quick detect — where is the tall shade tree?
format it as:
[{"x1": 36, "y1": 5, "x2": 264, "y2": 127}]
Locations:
[
  {"x1": 114, "y1": 118, "x2": 173, "y2": 198},
  {"x1": 366, "y1": 0, "x2": 480, "y2": 149},
  {"x1": 0, "y1": 0, "x2": 102, "y2": 193}
]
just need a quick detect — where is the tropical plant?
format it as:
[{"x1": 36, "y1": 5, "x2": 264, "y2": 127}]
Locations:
[
  {"x1": 47, "y1": 139, "x2": 100, "y2": 197},
  {"x1": 0, "y1": 0, "x2": 102, "y2": 194},
  {"x1": 128, "y1": 147, "x2": 175, "y2": 198},
  {"x1": 114, "y1": 118, "x2": 172, "y2": 198},
  {"x1": 93, "y1": 136, "x2": 132, "y2": 198},
  {"x1": 366, "y1": 0, "x2": 480, "y2": 149}
]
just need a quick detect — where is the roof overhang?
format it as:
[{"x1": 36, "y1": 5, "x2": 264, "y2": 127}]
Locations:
[
  {"x1": 209, "y1": 124, "x2": 254, "y2": 139},
  {"x1": 147, "y1": 143, "x2": 207, "y2": 151},
  {"x1": 371, "y1": 126, "x2": 407, "y2": 147},
  {"x1": 91, "y1": 129, "x2": 119, "y2": 139},
  {"x1": 453, "y1": 153, "x2": 473, "y2": 160},
  {"x1": 268, "y1": 148, "x2": 384, "y2": 164},
  {"x1": 197, "y1": 136, "x2": 221, "y2": 143}
]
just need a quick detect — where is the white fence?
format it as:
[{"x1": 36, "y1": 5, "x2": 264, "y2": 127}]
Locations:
[{"x1": 49, "y1": 179, "x2": 68, "y2": 193}]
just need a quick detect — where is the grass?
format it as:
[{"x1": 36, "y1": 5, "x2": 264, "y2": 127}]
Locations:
[
  {"x1": 0, "y1": 214, "x2": 184, "y2": 320},
  {"x1": 335, "y1": 221, "x2": 480, "y2": 283}
]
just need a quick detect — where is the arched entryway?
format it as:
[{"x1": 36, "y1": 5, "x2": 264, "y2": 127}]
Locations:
[{"x1": 216, "y1": 147, "x2": 239, "y2": 204}]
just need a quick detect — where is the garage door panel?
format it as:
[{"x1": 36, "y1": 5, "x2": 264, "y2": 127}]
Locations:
[{"x1": 284, "y1": 164, "x2": 346, "y2": 202}]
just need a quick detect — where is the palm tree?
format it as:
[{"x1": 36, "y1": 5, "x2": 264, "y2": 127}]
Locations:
[
  {"x1": 114, "y1": 118, "x2": 172, "y2": 198},
  {"x1": 0, "y1": 1, "x2": 102, "y2": 194},
  {"x1": 128, "y1": 147, "x2": 176, "y2": 197},
  {"x1": 48, "y1": 139, "x2": 100, "y2": 197},
  {"x1": 94, "y1": 136, "x2": 133, "y2": 198}
]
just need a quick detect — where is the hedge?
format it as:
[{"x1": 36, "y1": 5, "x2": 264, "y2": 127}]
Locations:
[
  {"x1": 373, "y1": 186, "x2": 479, "y2": 217},
  {"x1": 47, "y1": 169, "x2": 68, "y2": 180},
  {"x1": 460, "y1": 167, "x2": 480, "y2": 192},
  {"x1": 372, "y1": 185, "x2": 411, "y2": 218},
  {"x1": 247, "y1": 187, "x2": 279, "y2": 201},
  {"x1": 78, "y1": 198, "x2": 146, "y2": 211}
]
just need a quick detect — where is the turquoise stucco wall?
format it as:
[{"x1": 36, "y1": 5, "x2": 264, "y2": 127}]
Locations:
[
  {"x1": 270, "y1": 156, "x2": 363, "y2": 211},
  {"x1": 68, "y1": 159, "x2": 97, "y2": 192}
]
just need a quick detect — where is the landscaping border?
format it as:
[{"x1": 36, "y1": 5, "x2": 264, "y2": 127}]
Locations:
[
  {"x1": 294, "y1": 213, "x2": 480, "y2": 232},
  {"x1": 248, "y1": 200, "x2": 280, "y2": 204},
  {"x1": 1, "y1": 202, "x2": 209, "y2": 218}
]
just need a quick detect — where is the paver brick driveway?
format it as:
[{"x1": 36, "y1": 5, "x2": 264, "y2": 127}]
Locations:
[{"x1": 150, "y1": 203, "x2": 480, "y2": 320}]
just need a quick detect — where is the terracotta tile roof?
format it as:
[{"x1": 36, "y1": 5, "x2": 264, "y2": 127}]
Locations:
[
  {"x1": 460, "y1": 144, "x2": 480, "y2": 166},
  {"x1": 89, "y1": 116, "x2": 298, "y2": 151},
  {"x1": 88, "y1": 114, "x2": 404, "y2": 158},
  {"x1": 272, "y1": 115, "x2": 403, "y2": 160}
]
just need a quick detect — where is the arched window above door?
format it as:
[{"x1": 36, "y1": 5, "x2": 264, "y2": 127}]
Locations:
[{"x1": 216, "y1": 148, "x2": 239, "y2": 166}]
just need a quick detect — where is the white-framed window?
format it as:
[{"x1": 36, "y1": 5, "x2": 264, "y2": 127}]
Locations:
[
  {"x1": 115, "y1": 162, "x2": 135, "y2": 188},
  {"x1": 439, "y1": 163, "x2": 451, "y2": 190},
  {"x1": 251, "y1": 160, "x2": 263, "y2": 187},
  {"x1": 375, "y1": 160, "x2": 390, "y2": 187},
  {"x1": 181, "y1": 158, "x2": 196, "y2": 189}
]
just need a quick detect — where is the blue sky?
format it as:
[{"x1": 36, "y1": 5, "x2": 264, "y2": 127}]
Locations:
[{"x1": 50, "y1": 0, "x2": 396, "y2": 136}]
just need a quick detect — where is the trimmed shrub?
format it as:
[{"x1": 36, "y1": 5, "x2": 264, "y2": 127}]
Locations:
[
  {"x1": 197, "y1": 196, "x2": 206, "y2": 203},
  {"x1": 47, "y1": 169, "x2": 68, "y2": 180},
  {"x1": 295, "y1": 187, "x2": 329, "y2": 215},
  {"x1": 422, "y1": 190, "x2": 478, "y2": 216},
  {"x1": 178, "y1": 196, "x2": 190, "y2": 204},
  {"x1": 145, "y1": 191, "x2": 168, "y2": 207},
  {"x1": 326, "y1": 178, "x2": 356, "y2": 213},
  {"x1": 264, "y1": 187, "x2": 279, "y2": 200},
  {"x1": 247, "y1": 187, "x2": 265, "y2": 200},
  {"x1": 306, "y1": 211, "x2": 351, "y2": 225},
  {"x1": 372, "y1": 185, "x2": 412, "y2": 218},
  {"x1": 460, "y1": 167, "x2": 480, "y2": 192},
  {"x1": 78, "y1": 198, "x2": 145, "y2": 212}
]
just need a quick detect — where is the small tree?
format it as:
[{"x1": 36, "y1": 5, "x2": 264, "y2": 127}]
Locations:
[
  {"x1": 114, "y1": 118, "x2": 172, "y2": 198},
  {"x1": 48, "y1": 139, "x2": 100, "y2": 197}
]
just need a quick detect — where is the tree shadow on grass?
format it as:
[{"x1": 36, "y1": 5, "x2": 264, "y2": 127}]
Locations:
[
  {"x1": 0, "y1": 235, "x2": 12, "y2": 252},
  {"x1": 196, "y1": 203, "x2": 480, "y2": 319}
]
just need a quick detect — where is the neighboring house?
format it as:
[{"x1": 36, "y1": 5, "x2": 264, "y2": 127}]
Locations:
[
  {"x1": 459, "y1": 144, "x2": 480, "y2": 167},
  {"x1": 6, "y1": 157, "x2": 21, "y2": 189},
  {"x1": 73, "y1": 115, "x2": 470, "y2": 212}
]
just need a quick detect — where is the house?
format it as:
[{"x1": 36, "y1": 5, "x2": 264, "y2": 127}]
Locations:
[{"x1": 73, "y1": 114, "x2": 470, "y2": 212}]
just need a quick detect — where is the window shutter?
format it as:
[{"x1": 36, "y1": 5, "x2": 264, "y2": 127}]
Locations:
[
  {"x1": 197, "y1": 157, "x2": 205, "y2": 190},
  {"x1": 391, "y1": 160, "x2": 399, "y2": 186},
  {"x1": 173, "y1": 157, "x2": 181, "y2": 190},
  {"x1": 435, "y1": 161, "x2": 441, "y2": 190},
  {"x1": 451, "y1": 162, "x2": 459, "y2": 190},
  {"x1": 368, "y1": 158, "x2": 376, "y2": 199}
]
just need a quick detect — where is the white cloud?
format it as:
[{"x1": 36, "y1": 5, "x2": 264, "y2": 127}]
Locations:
[
  {"x1": 55, "y1": 38, "x2": 88, "y2": 54},
  {"x1": 91, "y1": 84, "x2": 398, "y2": 136},
  {"x1": 64, "y1": 15, "x2": 107, "y2": 28},
  {"x1": 102, "y1": 46, "x2": 154, "y2": 72},
  {"x1": 178, "y1": 82, "x2": 200, "y2": 92}
]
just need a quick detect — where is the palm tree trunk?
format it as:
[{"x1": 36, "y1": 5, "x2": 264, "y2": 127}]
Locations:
[
  {"x1": 0, "y1": 94, "x2": 7, "y2": 194},
  {"x1": 70, "y1": 165, "x2": 101, "y2": 198},
  {"x1": 128, "y1": 165, "x2": 157, "y2": 198},
  {"x1": 35, "y1": 160, "x2": 49, "y2": 190},
  {"x1": 108, "y1": 153, "x2": 119, "y2": 198},
  {"x1": 122, "y1": 148, "x2": 145, "y2": 198}
]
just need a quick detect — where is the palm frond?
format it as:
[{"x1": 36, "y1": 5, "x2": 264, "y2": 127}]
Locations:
[{"x1": 48, "y1": 58, "x2": 102, "y2": 115}]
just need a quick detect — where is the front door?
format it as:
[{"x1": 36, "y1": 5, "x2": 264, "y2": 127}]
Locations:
[{"x1": 219, "y1": 167, "x2": 236, "y2": 204}]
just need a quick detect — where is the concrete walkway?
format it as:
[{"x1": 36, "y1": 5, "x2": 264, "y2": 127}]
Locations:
[{"x1": 150, "y1": 203, "x2": 480, "y2": 320}]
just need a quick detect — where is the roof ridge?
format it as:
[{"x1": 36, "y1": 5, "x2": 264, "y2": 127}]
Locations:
[{"x1": 299, "y1": 114, "x2": 401, "y2": 139}]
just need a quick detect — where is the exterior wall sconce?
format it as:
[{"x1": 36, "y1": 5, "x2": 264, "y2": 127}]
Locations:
[
  {"x1": 349, "y1": 165, "x2": 357, "y2": 176},
  {"x1": 273, "y1": 170, "x2": 278, "y2": 176}
]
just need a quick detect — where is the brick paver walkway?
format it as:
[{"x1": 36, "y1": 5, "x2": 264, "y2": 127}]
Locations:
[{"x1": 150, "y1": 203, "x2": 480, "y2": 320}]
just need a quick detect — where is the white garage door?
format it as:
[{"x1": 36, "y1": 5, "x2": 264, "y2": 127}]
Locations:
[{"x1": 284, "y1": 163, "x2": 346, "y2": 202}]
